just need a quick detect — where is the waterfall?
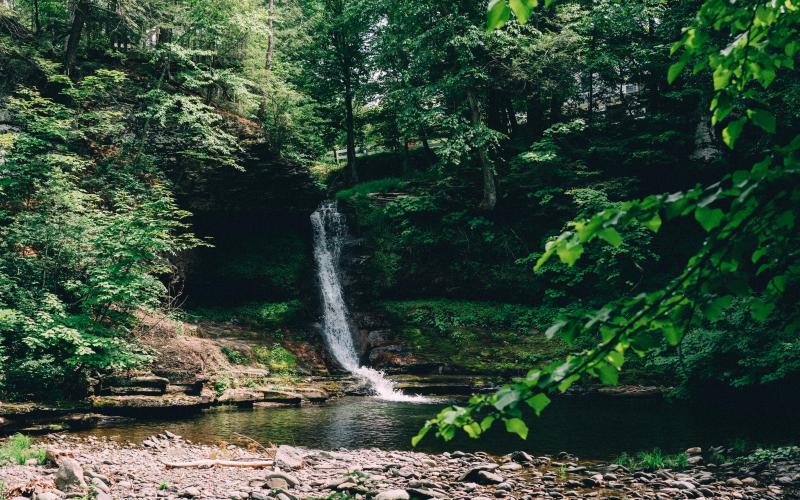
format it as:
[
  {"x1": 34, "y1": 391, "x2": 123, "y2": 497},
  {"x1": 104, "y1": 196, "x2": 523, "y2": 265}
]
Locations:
[{"x1": 311, "y1": 201, "x2": 427, "y2": 403}]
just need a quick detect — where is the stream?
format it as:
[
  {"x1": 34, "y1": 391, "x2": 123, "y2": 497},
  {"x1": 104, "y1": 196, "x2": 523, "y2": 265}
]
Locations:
[
  {"x1": 66, "y1": 202, "x2": 800, "y2": 461},
  {"x1": 78, "y1": 395, "x2": 800, "y2": 460}
]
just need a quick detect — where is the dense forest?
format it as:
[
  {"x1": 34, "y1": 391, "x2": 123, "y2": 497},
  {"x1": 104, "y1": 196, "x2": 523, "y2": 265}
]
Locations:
[{"x1": 0, "y1": 0, "x2": 799, "y2": 447}]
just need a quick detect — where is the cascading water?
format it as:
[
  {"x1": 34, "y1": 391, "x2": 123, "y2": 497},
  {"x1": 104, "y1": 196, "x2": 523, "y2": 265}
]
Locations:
[{"x1": 311, "y1": 201, "x2": 427, "y2": 403}]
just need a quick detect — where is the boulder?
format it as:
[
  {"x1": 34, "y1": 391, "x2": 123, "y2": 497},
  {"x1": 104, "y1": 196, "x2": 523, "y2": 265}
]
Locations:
[
  {"x1": 54, "y1": 457, "x2": 87, "y2": 494},
  {"x1": 275, "y1": 445, "x2": 304, "y2": 469},
  {"x1": 375, "y1": 489, "x2": 411, "y2": 500},
  {"x1": 459, "y1": 464, "x2": 500, "y2": 483},
  {"x1": 266, "y1": 471, "x2": 299, "y2": 487},
  {"x1": 179, "y1": 486, "x2": 201, "y2": 498}
]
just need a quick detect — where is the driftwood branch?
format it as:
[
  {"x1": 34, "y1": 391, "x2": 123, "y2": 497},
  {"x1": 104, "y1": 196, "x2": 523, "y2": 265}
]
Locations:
[{"x1": 163, "y1": 459, "x2": 273, "y2": 469}]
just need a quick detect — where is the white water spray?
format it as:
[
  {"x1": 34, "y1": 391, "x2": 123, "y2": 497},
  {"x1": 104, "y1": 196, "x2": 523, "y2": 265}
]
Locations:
[{"x1": 311, "y1": 201, "x2": 427, "y2": 403}]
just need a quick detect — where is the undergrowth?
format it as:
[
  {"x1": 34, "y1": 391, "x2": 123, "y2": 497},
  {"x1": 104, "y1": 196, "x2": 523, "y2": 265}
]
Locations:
[{"x1": 0, "y1": 434, "x2": 46, "y2": 465}]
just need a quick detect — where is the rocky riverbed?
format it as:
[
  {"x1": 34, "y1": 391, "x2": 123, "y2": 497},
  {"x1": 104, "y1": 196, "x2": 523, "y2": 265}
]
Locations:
[{"x1": 1, "y1": 434, "x2": 798, "y2": 499}]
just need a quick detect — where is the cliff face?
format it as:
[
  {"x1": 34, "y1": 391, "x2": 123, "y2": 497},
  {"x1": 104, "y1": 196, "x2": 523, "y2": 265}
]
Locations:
[{"x1": 178, "y1": 142, "x2": 325, "y2": 310}]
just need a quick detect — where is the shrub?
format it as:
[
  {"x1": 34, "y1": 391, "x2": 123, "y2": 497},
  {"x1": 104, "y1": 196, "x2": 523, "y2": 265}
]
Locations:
[
  {"x1": 221, "y1": 346, "x2": 248, "y2": 365},
  {"x1": 253, "y1": 344, "x2": 296, "y2": 373},
  {"x1": 614, "y1": 448, "x2": 689, "y2": 471},
  {"x1": 0, "y1": 434, "x2": 46, "y2": 465}
]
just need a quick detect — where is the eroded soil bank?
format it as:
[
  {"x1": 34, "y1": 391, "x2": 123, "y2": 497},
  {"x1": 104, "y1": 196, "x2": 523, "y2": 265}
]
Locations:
[{"x1": 1, "y1": 433, "x2": 797, "y2": 499}]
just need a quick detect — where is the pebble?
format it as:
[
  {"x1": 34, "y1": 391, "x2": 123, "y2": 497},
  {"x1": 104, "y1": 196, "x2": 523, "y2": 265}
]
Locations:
[
  {"x1": 374, "y1": 489, "x2": 410, "y2": 500},
  {"x1": 0, "y1": 436, "x2": 792, "y2": 500}
]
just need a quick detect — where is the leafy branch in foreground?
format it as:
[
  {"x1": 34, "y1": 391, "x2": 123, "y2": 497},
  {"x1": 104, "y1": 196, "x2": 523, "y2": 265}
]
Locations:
[{"x1": 413, "y1": 0, "x2": 800, "y2": 446}]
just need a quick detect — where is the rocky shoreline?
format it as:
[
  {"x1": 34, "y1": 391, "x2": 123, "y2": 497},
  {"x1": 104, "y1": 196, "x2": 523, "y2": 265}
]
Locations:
[{"x1": 2, "y1": 434, "x2": 797, "y2": 499}]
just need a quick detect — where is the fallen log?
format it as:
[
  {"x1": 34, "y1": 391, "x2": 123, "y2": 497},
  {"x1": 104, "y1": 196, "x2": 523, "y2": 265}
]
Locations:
[{"x1": 163, "y1": 459, "x2": 273, "y2": 469}]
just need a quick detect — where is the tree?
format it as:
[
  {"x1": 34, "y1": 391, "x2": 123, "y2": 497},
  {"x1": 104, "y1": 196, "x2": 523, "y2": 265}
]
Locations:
[
  {"x1": 296, "y1": 0, "x2": 374, "y2": 182},
  {"x1": 414, "y1": 0, "x2": 800, "y2": 445}
]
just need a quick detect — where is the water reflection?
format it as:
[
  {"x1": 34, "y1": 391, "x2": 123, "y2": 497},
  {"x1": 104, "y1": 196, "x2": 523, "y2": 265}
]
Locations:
[{"x1": 80, "y1": 396, "x2": 800, "y2": 460}]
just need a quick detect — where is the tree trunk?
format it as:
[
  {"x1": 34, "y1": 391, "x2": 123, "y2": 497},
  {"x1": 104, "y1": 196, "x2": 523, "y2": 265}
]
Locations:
[
  {"x1": 526, "y1": 93, "x2": 545, "y2": 137},
  {"x1": 257, "y1": 0, "x2": 274, "y2": 120},
  {"x1": 549, "y1": 93, "x2": 563, "y2": 125},
  {"x1": 467, "y1": 91, "x2": 496, "y2": 211},
  {"x1": 344, "y1": 79, "x2": 359, "y2": 183},
  {"x1": 486, "y1": 90, "x2": 506, "y2": 133},
  {"x1": 32, "y1": 0, "x2": 41, "y2": 34},
  {"x1": 64, "y1": 0, "x2": 89, "y2": 76},
  {"x1": 506, "y1": 98, "x2": 518, "y2": 133},
  {"x1": 421, "y1": 129, "x2": 433, "y2": 157}
]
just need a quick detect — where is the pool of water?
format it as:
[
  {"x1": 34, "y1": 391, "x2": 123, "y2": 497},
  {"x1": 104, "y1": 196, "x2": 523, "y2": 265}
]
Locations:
[{"x1": 77, "y1": 394, "x2": 800, "y2": 460}]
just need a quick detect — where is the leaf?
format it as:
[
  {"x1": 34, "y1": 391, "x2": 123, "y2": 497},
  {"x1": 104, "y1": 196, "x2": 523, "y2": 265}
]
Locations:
[
  {"x1": 556, "y1": 242, "x2": 584, "y2": 266},
  {"x1": 643, "y1": 213, "x2": 662, "y2": 233},
  {"x1": 493, "y1": 388, "x2": 520, "y2": 411},
  {"x1": 487, "y1": 0, "x2": 511, "y2": 32},
  {"x1": 504, "y1": 418, "x2": 529, "y2": 439},
  {"x1": 508, "y1": 0, "x2": 537, "y2": 24},
  {"x1": 667, "y1": 54, "x2": 689, "y2": 84},
  {"x1": 525, "y1": 393, "x2": 551, "y2": 416},
  {"x1": 598, "y1": 227, "x2": 623, "y2": 247},
  {"x1": 702, "y1": 295, "x2": 733, "y2": 322},
  {"x1": 664, "y1": 324, "x2": 683, "y2": 346},
  {"x1": 694, "y1": 206, "x2": 724, "y2": 232},
  {"x1": 597, "y1": 363, "x2": 619, "y2": 385},
  {"x1": 722, "y1": 117, "x2": 747, "y2": 149},
  {"x1": 544, "y1": 320, "x2": 567, "y2": 340},
  {"x1": 746, "y1": 109, "x2": 776, "y2": 134},
  {"x1": 463, "y1": 421, "x2": 482, "y2": 438},
  {"x1": 606, "y1": 350, "x2": 624, "y2": 368},
  {"x1": 411, "y1": 424, "x2": 430, "y2": 447},
  {"x1": 750, "y1": 299, "x2": 775, "y2": 321},
  {"x1": 480, "y1": 415, "x2": 496, "y2": 431}
]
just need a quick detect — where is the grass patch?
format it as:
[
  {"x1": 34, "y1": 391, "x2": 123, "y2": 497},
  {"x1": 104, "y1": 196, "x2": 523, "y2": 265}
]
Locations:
[
  {"x1": 221, "y1": 346, "x2": 248, "y2": 365},
  {"x1": 335, "y1": 178, "x2": 406, "y2": 200},
  {"x1": 253, "y1": 344, "x2": 297, "y2": 373},
  {"x1": 614, "y1": 448, "x2": 689, "y2": 471},
  {"x1": 189, "y1": 300, "x2": 302, "y2": 330},
  {"x1": 0, "y1": 434, "x2": 46, "y2": 465},
  {"x1": 380, "y1": 299, "x2": 574, "y2": 373}
]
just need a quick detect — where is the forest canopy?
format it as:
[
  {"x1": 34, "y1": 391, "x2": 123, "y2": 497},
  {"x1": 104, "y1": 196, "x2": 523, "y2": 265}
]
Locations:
[{"x1": 0, "y1": 0, "x2": 799, "y2": 445}]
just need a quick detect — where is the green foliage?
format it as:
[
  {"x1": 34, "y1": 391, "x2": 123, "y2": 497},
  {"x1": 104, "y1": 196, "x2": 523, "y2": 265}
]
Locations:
[
  {"x1": 0, "y1": 434, "x2": 46, "y2": 465},
  {"x1": 253, "y1": 344, "x2": 297, "y2": 373},
  {"x1": 415, "y1": 0, "x2": 800, "y2": 446},
  {"x1": 190, "y1": 301, "x2": 303, "y2": 330},
  {"x1": 335, "y1": 178, "x2": 406, "y2": 200},
  {"x1": 221, "y1": 346, "x2": 248, "y2": 365},
  {"x1": 0, "y1": 76, "x2": 200, "y2": 399},
  {"x1": 614, "y1": 449, "x2": 689, "y2": 471}
]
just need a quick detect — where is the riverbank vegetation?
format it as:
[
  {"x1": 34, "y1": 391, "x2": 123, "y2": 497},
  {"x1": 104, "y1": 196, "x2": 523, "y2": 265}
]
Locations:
[{"x1": 0, "y1": 0, "x2": 798, "y2": 453}]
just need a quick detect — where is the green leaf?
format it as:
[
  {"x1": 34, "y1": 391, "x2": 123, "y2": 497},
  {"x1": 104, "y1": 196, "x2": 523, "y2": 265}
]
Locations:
[
  {"x1": 556, "y1": 242, "x2": 584, "y2": 266},
  {"x1": 746, "y1": 109, "x2": 776, "y2": 134},
  {"x1": 487, "y1": 0, "x2": 511, "y2": 32},
  {"x1": 664, "y1": 324, "x2": 683, "y2": 346},
  {"x1": 750, "y1": 299, "x2": 775, "y2": 321},
  {"x1": 667, "y1": 54, "x2": 689, "y2": 84},
  {"x1": 722, "y1": 117, "x2": 747, "y2": 149},
  {"x1": 597, "y1": 363, "x2": 619, "y2": 385},
  {"x1": 702, "y1": 295, "x2": 733, "y2": 321},
  {"x1": 463, "y1": 421, "x2": 482, "y2": 438},
  {"x1": 643, "y1": 213, "x2": 662, "y2": 233},
  {"x1": 493, "y1": 388, "x2": 520, "y2": 411},
  {"x1": 694, "y1": 206, "x2": 724, "y2": 232},
  {"x1": 598, "y1": 227, "x2": 623, "y2": 247},
  {"x1": 411, "y1": 424, "x2": 430, "y2": 447},
  {"x1": 480, "y1": 415, "x2": 496, "y2": 431},
  {"x1": 508, "y1": 0, "x2": 537, "y2": 24},
  {"x1": 544, "y1": 320, "x2": 567, "y2": 340},
  {"x1": 606, "y1": 350, "x2": 624, "y2": 368},
  {"x1": 504, "y1": 418, "x2": 529, "y2": 439},
  {"x1": 525, "y1": 393, "x2": 551, "y2": 416}
]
